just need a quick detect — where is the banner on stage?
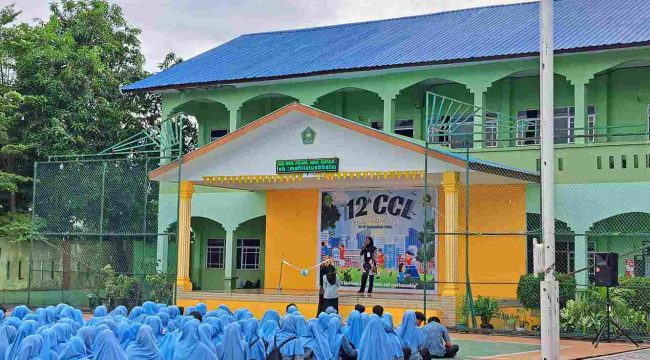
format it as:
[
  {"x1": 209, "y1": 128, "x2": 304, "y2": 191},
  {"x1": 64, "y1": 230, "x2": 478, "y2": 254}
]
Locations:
[{"x1": 319, "y1": 188, "x2": 437, "y2": 292}]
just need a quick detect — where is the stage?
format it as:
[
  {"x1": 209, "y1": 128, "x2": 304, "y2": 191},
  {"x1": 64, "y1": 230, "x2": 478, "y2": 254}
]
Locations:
[{"x1": 175, "y1": 287, "x2": 456, "y2": 324}]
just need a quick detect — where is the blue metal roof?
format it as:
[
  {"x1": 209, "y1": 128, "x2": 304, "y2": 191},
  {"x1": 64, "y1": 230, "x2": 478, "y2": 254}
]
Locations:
[{"x1": 124, "y1": 0, "x2": 650, "y2": 92}]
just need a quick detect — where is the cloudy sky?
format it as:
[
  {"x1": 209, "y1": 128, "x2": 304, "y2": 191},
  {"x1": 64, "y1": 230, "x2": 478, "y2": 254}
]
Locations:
[{"x1": 15, "y1": 0, "x2": 527, "y2": 72}]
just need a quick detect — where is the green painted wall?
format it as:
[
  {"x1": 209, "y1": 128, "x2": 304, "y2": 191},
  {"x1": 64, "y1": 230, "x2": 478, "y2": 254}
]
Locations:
[
  {"x1": 189, "y1": 216, "x2": 266, "y2": 290},
  {"x1": 240, "y1": 95, "x2": 296, "y2": 127}
]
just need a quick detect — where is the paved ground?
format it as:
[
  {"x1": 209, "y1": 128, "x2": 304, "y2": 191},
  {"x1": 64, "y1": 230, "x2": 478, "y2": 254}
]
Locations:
[
  {"x1": 590, "y1": 348, "x2": 650, "y2": 359},
  {"x1": 452, "y1": 333, "x2": 648, "y2": 359}
]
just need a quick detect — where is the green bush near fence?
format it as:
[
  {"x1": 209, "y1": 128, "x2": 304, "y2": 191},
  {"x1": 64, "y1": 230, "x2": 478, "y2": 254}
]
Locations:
[
  {"x1": 516, "y1": 273, "x2": 576, "y2": 310},
  {"x1": 618, "y1": 276, "x2": 650, "y2": 314}
]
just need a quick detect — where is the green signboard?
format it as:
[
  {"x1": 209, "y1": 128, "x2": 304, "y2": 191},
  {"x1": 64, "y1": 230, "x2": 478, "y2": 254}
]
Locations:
[{"x1": 276, "y1": 158, "x2": 339, "y2": 174}]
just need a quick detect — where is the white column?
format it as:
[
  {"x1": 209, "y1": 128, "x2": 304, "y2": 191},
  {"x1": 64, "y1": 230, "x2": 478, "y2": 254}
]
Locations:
[{"x1": 223, "y1": 228, "x2": 238, "y2": 290}]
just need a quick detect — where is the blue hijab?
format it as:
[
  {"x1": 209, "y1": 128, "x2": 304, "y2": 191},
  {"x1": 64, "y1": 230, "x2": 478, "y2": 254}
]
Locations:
[
  {"x1": 172, "y1": 320, "x2": 216, "y2": 360},
  {"x1": 294, "y1": 315, "x2": 310, "y2": 343},
  {"x1": 195, "y1": 303, "x2": 208, "y2": 316},
  {"x1": 184, "y1": 306, "x2": 196, "y2": 316},
  {"x1": 198, "y1": 324, "x2": 217, "y2": 355},
  {"x1": 73, "y1": 310, "x2": 84, "y2": 328},
  {"x1": 204, "y1": 318, "x2": 224, "y2": 346},
  {"x1": 395, "y1": 311, "x2": 424, "y2": 353},
  {"x1": 119, "y1": 323, "x2": 141, "y2": 350},
  {"x1": 286, "y1": 305, "x2": 298, "y2": 314},
  {"x1": 129, "y1": 307, "x2": 146, "y2": 321},
  {"x1": 92, "y1": 329, "x2": 127, "y2": 360},
  {"x1": 37, "y1": 328, "x2": 58, "y2": 360},
  {"x1": 75, "y1": 327, "x2": 95, "y2": 352},
  {"x1": 110, "y1": 306, "x2": 128, "y2": 317},
  {"x1": 327, "y1": 317, "x2": 344, "y2": 357},
  {"x1": 11, "y1": 306, "x2": 30, "y2": 320},
  {"x1": 217, "y1": 305, "x2": 232, "y2": 316},
  {"x1": 243, "y1": 318, "x2": 265, "y2": 360},
  {"x1": 317, "y1": 313, "x2": 330, "y2": 333},
  {"x1": 145, "y1": 316, "x2": 165, "y2": 344},
  {"x1": 215, "y1": 322, "x2": 247, "y2": 360},
  {"x1": 6, "y1": 320, "x2": 38, "y2": 360},
  {"x1": 52, "y1": 323, "x2": 74, "y2": 353},
  {"x1": 58, "y1": 337, "x2": 91, "y2": 360},
  {"x1": 381, "y1": 314, "x2": 404, "y2": 359},
  {"x1": 157, "y1": 312, "x2": 170, "y2": 327},
  {"x1": 158, "y1": 331, "x2": 178, "y2": 360},
  {"x1": 271, "y1": 315, "x2": 304, "y2": 357},
  {"x1": 126, "y1": 325, "x2": 164, "y2": 360},
  {"x1": 304, "y1": 320, "x2": 332, "y2": 360},
  {"x1": 361, "y1": 313, "x2": 370, "y2": 328},
  {"x1": 94, "y1": 306, "x2": 108, "y2": 317},
  {"x1": 143, "y1": 302, "x2": 157, "y2": 316},
  {"x1": 258, "y1": 319, "x2": 279, "y2": 347},
  {"x1": 344, "y1": 310, "x2": 364, "y2": 348},
  {"x1": 260, "y1": 310, "x2": 280, "y2": 328},
  {"x1": 17, "y1": 335, "x2": 42, "y2": 360},
  {"x1": 358, "y1": 316, "x2": 394, "y2": 360},
  {"x1": 0, "y1": 326, "x2": 16, "y2": 359},
  {"x1": 167, "y1": 306, "x2": 181, "y2": 319}
]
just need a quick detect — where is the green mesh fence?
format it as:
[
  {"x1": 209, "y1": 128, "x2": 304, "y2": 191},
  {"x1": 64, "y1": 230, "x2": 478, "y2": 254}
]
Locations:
[
  {"x1": 8, "y1": 157, "x2": 180, "y2": 308},
  {"x1": 424, "y1": 91, "x2": 650, "y2": 341}
]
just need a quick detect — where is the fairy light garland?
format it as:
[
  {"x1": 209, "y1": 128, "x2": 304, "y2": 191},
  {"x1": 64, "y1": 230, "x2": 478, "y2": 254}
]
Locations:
[{"x1": 202, "y1": 170, "x2": 425, "y2": 185}]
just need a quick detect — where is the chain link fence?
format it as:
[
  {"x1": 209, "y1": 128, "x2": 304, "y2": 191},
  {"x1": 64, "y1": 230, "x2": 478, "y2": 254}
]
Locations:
[{"x1": 0, "y1": 157, "x2": 179, "y2": 309}]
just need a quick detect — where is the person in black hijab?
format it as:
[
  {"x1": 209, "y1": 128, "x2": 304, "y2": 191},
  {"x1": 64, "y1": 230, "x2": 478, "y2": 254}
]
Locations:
[{"x1": 358, "y1": 236, "x2": 378, "y2": 294}]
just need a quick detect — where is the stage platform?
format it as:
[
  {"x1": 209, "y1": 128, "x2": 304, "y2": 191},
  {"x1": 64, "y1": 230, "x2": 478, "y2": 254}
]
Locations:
[{"x1": 176, "y1": 288, "x2": 456, "y2": 324}]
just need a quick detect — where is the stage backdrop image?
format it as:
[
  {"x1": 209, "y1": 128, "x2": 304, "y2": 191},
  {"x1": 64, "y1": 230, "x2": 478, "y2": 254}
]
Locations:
[{"x1": 320, "y1": 188, "x2": 437, "y2": 292}]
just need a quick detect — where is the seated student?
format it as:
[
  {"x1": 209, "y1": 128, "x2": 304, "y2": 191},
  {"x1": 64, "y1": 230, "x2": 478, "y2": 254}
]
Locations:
[
  {"x1": 421, "y1": 317, "x2": 459, "y2": 359},
  {"x1": 328, "y1": 317, "x2": 357, "y2": 360},
  {"x1": 286, "y1": 303, "x2": 299, "y2": 314},
  {"x1": 372, "y1": 305, "x2": 384, "y2": 317},
  {"x1": 354, "y1": 304, "x2": 366, "y2": 314},
  {"x1": 189, "y1": 311, "x2": 203, "y2": 323},
  {"x1": 414, "y1": 312, "x2": 426, "y2": 327}
]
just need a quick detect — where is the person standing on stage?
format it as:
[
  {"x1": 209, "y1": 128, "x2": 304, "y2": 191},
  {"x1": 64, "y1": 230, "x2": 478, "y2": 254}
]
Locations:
[
  {"x1": 318, "y1": 257, "x2": 336, "y2": 315},
  {"x1": 322, "y1": 268, "x2": 341, "y2": 313},
  {"x1": 358, "y1": 236, "x2": 378, "y2": 294}
]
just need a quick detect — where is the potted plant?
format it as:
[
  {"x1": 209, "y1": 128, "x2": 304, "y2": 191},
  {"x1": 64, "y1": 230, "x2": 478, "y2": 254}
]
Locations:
[
  {"x1": 103, "y1": 265, "x2": 138, "y2": 310},
  {"x1": 498, "y1": 312, "x2": 517, "y2": 331},
  {"x1": 474, "y1": 296, "x2": 499, "y2": 330},
  {"x1": 515, "y1": 309, "x2": 530, "y2": 332}
]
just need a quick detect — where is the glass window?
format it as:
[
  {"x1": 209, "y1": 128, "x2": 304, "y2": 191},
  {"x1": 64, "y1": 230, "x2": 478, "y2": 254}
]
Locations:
[
  {"x1": 394, "y1": 119, "x2": 414, "y2": 138},
  {"x1": 587, "y1": 106, "x2": 596, "y2": 143},
  {"x1": 622, "y1": 155, "x2": 627, "y2": 169},
  {"x1": 517, "y1": 107, "x2": 576, "y2": 145},
  {"x1": 429, "y1": 114, "x2": 474, "y2": 148},
  {"x1": 596, "y1": 156, "x2": 602, "y2": 169},
  {"x1": 206, "y1": 239, "x2": 225, "y2": 269},
  {"x1": 237, "y1": 239, "x2": 261, "y2": 270},
  {"x1": 484, "y1": 113, "x2": 498, "y2": 148},
  {"x1": 516, "y1": 110, "x2": 540, "y2": 146},
  {"x1": 647, "y1": 104, "x2": 650, "y2": 141},
  {"x1": 209, "y1": 129, "x2": 228, "y2": 142}
]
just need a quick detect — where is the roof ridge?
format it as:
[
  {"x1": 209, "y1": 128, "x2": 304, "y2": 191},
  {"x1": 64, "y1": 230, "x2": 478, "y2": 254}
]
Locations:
[{"x1": 242, "y1": 0, "x2": 538, "y2": 37}]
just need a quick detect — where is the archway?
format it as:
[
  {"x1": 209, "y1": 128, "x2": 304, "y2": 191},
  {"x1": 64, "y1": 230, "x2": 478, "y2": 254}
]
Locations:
[
  {"x1": 588, "y1": 212, "x2": 650, "y2": 277},
  {"x1": 189, "y1": 216, "x2": 226, "y2": 291},
  {"x1": 239, "y1": 93, "x2": 297, "y2": 127},
  {"x1": 312, "y1": 87, "x2": 383, "y2": 127},
  {"x1": 172, "y1": 99, "x2": 229, "y2": 147},
  {"x1": 395, "y1": 78, "x2": 472, "y2": 143},
  {"x1": 587, "y1": 60, "x2": 650, "y2": 143},
  {"x1": 487, "y1": 71, "x2": 574, "y2": 147},
  {"x1": 526, "y1": 213, "x2": 576, "y2": 274}
]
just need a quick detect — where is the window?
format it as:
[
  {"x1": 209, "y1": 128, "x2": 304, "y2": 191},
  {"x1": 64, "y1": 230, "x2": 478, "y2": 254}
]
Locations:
[
  {"x1": 609, "y1": 156, "x2": 615, "y2": 169},
  {"x1": 647, "y1": 104, "x2": 650, "y2": 141},
  {"x1": 18, "y1": 261, "x2": 23, "y2": 280},
  {"x1": 516, "y1": 110, "x2": 540, "y2": 146},
  {"x1": 536, "y1": 158, "x2": 541, "y2": 172},
  {"x1": 206, "y1": 239, "x2": 225, "y2": 269},
  {"x1": 394, "y1": 119, "x2": 414, "y2": 138},
  {"x1": 596, "y1": 156, "x2": 602, "y2": 169},
  {"x1": 558, "y1": 158, "x2": 563, "y2": 171},
  {"x1": 429, "y1": 114, "x2": 474, "y2": 148},
  {"x1": 209, "y1": 129, "x2": 228, "y2": 142},
  {"x1": 484, "y1": 113, "x2": 498, "y2": 148},
  {"x1": 647, "y1": 154, "x2": 650, "y2": 168},
  {"x1": 237, "y1": 239, "x2": 261, "y2": 270},
  {"x1": 622, "y1": 155, "x2": 627, "y2": 169},
  {"x1": 6, "y1": 261, "x2": 9, "y2": 279},
  {"x1": 587, "y1": 106, "x2": 596, "y2": 143},
  {"x1": 634, "y1": 154, "x2": 639, "y2": 168},
  {"x1": 517, "y1": 107, "x2": 576, "y2": 145}
]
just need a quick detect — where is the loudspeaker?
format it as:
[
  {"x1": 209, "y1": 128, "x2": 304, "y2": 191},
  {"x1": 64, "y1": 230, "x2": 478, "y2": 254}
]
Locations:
[{"x1": 594, "y1": 252, "x2": 619, "y2": 287}]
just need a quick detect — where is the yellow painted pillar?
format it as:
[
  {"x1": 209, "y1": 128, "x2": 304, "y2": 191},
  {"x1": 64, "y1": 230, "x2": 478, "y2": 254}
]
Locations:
[
  {"x1": 177, "y1": 181, "x2": 194, "y2": 292},
  {"x1": 442, "y1": 171, "x2": 460, "y2": 296}
]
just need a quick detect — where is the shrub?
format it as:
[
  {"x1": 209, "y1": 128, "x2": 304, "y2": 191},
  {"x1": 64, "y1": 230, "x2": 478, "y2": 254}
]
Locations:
[
  {"x1": 517, "y1": 273, "x2": 576, "y2": 309},
  {"x1": 146, "y1": 273, "x2": 174, "y2": 304},
  {"x1": 618, "y1": 276, "x2": 650, "y2": 314},
  {"x1": 474, "y1": 296, "x2": 499, "y2": 325}
]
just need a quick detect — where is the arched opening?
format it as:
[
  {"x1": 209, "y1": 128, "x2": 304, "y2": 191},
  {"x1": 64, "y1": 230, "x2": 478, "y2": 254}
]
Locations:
[
  {"x1": 395, "y1": 78, "x2": 472, "y2": 143},
  {"x1": 526, "y1": 213, "x2": 576, "y2": 274},
  {"x1": 240, "y1": 93, "x2": 297, "y2": 127},
  {"x1": 487, "y1": 71, "x2": 574, "y2": 147},
  {"x1": 313, "y1": 87, "x2": 383, "y2": 127},
  {"x1": 588, "y1": 60, "x2": 650, "y2": 143},
  {"x1": 172, "y1": 99, "x2": 229, "y2": 147},
  {"x1": 588, "y1": 212, "x2": 650, "y2": 277},
  {"x1": 188, "y1": 217, "x2": 226, "y2": 290},
  {"x1": 233, "y1": 215, "x2": 266, "y2": 289}
]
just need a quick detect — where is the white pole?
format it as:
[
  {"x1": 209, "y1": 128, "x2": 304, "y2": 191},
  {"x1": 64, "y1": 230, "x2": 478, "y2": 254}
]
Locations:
[{"x1": 540, "y1": 0, "x2": 560, "y2": 359}]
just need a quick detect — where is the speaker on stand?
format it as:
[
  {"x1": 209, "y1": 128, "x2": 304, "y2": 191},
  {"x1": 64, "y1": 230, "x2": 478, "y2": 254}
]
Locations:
[{"x1": 592, "y1": 252, "x2": 639, "y2": 348}]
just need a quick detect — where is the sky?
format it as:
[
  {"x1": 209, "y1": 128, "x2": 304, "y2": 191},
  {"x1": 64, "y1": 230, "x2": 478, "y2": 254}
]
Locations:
[{"x1": 15, "y1": 0, "x2": 527, "y2": 72}]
